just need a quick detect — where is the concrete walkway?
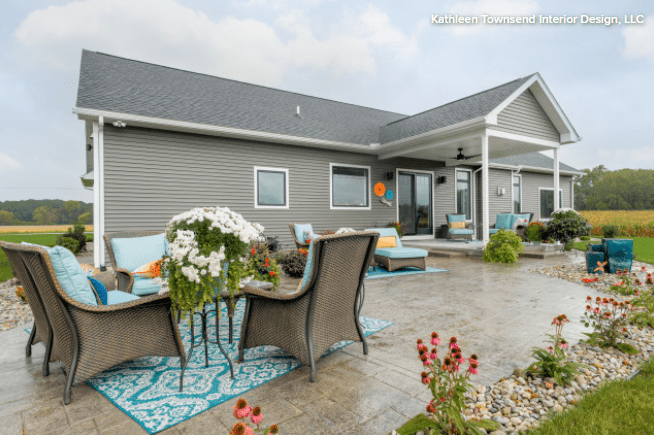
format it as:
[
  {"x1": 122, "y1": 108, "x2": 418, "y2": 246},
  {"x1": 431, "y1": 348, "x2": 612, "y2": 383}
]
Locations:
[{"x1": 0, "y1": 252, "x2": 604, "y2": 435}]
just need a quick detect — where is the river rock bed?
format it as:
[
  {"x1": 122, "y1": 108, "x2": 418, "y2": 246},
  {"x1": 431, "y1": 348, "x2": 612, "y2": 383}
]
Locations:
[{"x1": 0, "y1": 277, "x2": 32, "y2": 332}]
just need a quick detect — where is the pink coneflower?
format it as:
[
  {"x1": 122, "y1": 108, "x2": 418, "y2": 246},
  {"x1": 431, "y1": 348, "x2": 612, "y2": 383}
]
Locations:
[
  {"x1": 422, "y1": 375, "x2": 431, "y2": 385},
  {"x1": 233, "y1": 399, "x2": 252, "y2": 420},
  {"x1": 431, "y1": 332, "x2": 441, "y2": 346},
  {"x1": 547, "y1": 346, "x2": 554, "y2": 355},
  {"x1": 469, "y1": 354, "x2": 478, "y2": 365},
  {"x1": 268, "y1": 424, "x2": 279, "y2": 434},
  {"x1": 250, "y1": 407, "x2": 263, "y2": 425},
  {"x1": 230, "y1": 422, "x2": 252, "y2": 435},
  {"x1": 594, "y1": 308, "x2": 600, "y2": 314},
  {"x1": 430, "y1": 349, "x2": 438, "y2": 360},
  {"x1": 557, "y1": 340, "x2": 568, "y2": 349},
  {"x1": 469, "y1": 362, "x2": 478, "y2": 375},
  {"x1": 440, "y1": 397, "x2": 446, "y2": 403}
]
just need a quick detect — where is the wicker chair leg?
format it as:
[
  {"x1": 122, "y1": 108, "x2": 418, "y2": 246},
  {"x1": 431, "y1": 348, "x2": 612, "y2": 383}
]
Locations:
[
  {"x1": 237, "y1": 298, "x2": 252, "y2": 363},
  {"x1": 306, "y1": 322, "x2": 316, "y2": 382},
  {"x1": 354, "y1": 304, "x2": 368, "y2": 355},
  {"x1": 26, "y1": 322, "x2": 37, "y2": 357},
  {"x1": 178, "y1": 354, "x2": 186, "y2": 392},
  {"x1": 41, "y1": 328, "x2": 54, "y2": 377}
]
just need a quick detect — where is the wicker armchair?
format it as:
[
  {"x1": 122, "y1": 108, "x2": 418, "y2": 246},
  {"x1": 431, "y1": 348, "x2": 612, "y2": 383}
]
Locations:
[
  {"x1": 104, "y1": 231, "x2": 162, "y2": 291},
  {"x1": 238, "y1": 231, "x2": 378, "y2": 382},
  {"x1": 0, "y1": 242, "x2": 185, "y2": 404},
  {"x1": 288, "y1": 223, "x2": 311, "y2": 250}
]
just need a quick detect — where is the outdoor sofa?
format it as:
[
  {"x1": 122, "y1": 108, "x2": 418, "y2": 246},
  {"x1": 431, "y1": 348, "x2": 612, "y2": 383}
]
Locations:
[
  {"x1": 490, "y1": 212, "x2": 533, "y2": 241},
  {"x1": 365, "y1": 227, "x2": 428, "y2": 272}
]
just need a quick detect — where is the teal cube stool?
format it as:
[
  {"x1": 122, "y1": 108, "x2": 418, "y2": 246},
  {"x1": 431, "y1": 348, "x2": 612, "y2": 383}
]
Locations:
[
  {"x1": 586, "y1": 251, "x2": 606, "y2": 273},
  {"x1": 589, "y1": 244, "x2": 605, "y2": 253},
  {"x1": 603, "y1": 238, "x2": 633, "y2": 274}
]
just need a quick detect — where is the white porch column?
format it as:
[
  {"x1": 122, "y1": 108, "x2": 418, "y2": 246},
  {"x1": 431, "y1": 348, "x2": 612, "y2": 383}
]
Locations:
[
  {"x1": 553, "y1": 147, "x2": 560, "y2": 212},
  {"x1": 93, "y1": 117, "x2": 105, "y2": 268},
  {"x1": 482, "y1": 134, "x2": 490, "y2": 244}
]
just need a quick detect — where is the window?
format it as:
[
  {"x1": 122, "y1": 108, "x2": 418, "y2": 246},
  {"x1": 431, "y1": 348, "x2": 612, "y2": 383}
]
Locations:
[
  {"x1": 513, "y1": 174, "x2": 522, "y2": 213},
  {"x1": 254, "y1": 167, "x2": 288, "y2": 209},
  {"x1": 330, "y1": 164, "x2": 370, "y2": 209},
  {"x1": 456, "y1": 169, "x2": 472, "y2": 220},
  {"x1": 539, "y1": 188, "x2": 563, "y2": 220}
]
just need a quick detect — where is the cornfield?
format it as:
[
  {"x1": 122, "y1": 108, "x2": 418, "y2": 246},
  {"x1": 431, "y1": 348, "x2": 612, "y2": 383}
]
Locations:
[
  {"x1": 0, "y1": 225, "x2": 93, "y2": 234},
  {"x1": 579, "y1": 211, "x2": 654, "y2": 238}
]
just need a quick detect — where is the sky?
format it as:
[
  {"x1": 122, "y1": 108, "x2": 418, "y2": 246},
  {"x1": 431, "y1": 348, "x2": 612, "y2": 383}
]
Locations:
[{"x1": 0, "y1": 0, "x2": 653, "y2": 203}]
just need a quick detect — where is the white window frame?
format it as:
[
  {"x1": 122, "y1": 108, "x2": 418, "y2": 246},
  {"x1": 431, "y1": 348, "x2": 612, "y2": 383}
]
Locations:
[
  {"x1": 329, "y1": 163, "x2": 371, "y2": 210},
  {"x1": 395, "y1": 168, "x2": 435, "y2": 240},
  {"x1": 254, "y1": 166, "x2": 289, "y2": 209},
  {"x1": 538, "y1": 187, "x2": 563, "y2": 221},
  {"x1": 455, "y1": 168, "x2": 473, "y2": 222},
  {"x1": 512, "y1": 173, "x2": 522, "y2": 213}
]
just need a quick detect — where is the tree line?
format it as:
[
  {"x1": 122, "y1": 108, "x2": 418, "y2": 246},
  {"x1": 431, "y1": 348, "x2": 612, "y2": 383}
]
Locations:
[
  {"x1": 575, "y1": 166, "x2": 654, "y2": 210},
  {"x1": 0, "y1": 200, "x2": 93, "y2": 225}
]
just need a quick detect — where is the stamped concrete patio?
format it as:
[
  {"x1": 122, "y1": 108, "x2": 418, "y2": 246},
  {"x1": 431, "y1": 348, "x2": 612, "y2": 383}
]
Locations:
[{"x1": 0, "y1": 251, "x2": 602, "y2": 435}]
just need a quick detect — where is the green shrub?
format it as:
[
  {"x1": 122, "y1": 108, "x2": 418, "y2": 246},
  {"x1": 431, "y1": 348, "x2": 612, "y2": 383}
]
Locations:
[
  {"x1": 56, "y1": 236, "x2": 80, "y2": 254},
  {"x1": 525, "y1": 222, "x2": 544, "y2": 242},
  {"x1": 602, "y1": 224, "x2": 620, "y2": 238},
  {"x1": 62, "y1": 222, "x2": 88, "y2": 252},
  {"x1": 483, "y1": 229, "x2": 524, "y2": 263},
  {"x1": 278, "y1": 250, "x2": 307, "y2": 278},
  {"x1": 544, "y1": 212, "x2": 591, "y2": 246},
  {"x1": 580, "y1": 235, "x2": 590, "y2": 241}
]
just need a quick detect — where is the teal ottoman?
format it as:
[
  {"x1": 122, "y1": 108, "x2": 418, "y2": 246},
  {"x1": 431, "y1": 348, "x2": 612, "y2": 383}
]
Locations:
[{"x1": 603, "y1": 238, "x2": 633, "y2": 274}]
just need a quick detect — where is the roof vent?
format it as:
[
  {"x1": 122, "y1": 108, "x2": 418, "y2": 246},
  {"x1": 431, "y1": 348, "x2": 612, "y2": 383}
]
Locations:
[{"x1": 295, "y1": 105, "x2": 302, "y2": 119}]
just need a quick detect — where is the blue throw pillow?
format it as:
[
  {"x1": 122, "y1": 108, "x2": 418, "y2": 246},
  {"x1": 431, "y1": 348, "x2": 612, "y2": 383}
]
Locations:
[
  {"x1": 88, "y1": 277, "x2": 108, "y2": 305},
  {"x1": 294, "y1": 224, "x2": 313, "y2": 243},
  {"x1": 112, "y1": 233, "x2": 167, "y2": 272},
  {"x1": 48, "y1": 245, "x2": 97, "y2": 305},
  {"x1": 299, "y1": 236, "x2": 320, "y2": 291},
  {"x1": 495, "y1": 214, "x2": 512, "y2": 230}
]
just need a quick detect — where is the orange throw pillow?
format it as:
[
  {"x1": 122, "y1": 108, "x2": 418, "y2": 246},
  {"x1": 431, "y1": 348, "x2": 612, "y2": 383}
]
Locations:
[
  {"x1": 377, "y1": 236, "x2": 397, "y2": 249},
  {"x1": 449, "y1": 221, "x2": 466, "y2": 229},
  {"x1": 133, "y1": 259, "x2": 163, "y2": 278}
]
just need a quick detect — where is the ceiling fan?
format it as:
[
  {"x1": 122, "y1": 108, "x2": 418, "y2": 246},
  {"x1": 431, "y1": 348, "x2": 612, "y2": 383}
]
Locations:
[{"x1": 454, "y1": 147, "x2": 481, "y2": 161}]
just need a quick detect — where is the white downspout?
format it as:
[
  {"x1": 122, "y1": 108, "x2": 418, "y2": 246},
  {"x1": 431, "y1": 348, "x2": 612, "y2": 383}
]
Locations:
[{"x1": 93, "y1": 117, "x2": 105, "y2": 268}]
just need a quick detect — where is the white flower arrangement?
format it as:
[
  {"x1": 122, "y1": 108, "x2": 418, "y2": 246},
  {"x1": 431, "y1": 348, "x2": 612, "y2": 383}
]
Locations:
[{"x1": 163, "y1": 206, "x2": 264, "y2": 315}]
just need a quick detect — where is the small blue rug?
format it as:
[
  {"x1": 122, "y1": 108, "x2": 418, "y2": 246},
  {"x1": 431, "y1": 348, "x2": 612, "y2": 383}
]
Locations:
[
  {"x1": 29, "y1": 300, "x2": 392, "y2": 433},
  {"x1": 365, "y1": 266, "x2": 448, "y2": 279}
]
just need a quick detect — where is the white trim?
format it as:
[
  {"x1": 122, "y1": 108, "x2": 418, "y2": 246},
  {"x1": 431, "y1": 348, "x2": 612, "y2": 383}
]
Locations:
[
  {"x1": 485, "y1": 73, "x2": 581, "y2": 143},
  {"x1": 93, "y1": 117, "x2": 105, "y2": 268},
  {"x1": 395, "y1": 168, "x2": 435, "y2": 240},
  {"x1": 553, "y1": 148, "x2": 560, "y2": 213},
  {"x1": 486, "y1": 129, "x2": 561, "y2": 149},
  {"x1": 253, "y1": 166, "x2": 289, "y2": 209},
  {"x1": 454, "y1": 168, "x2": 473, "y2": 222},
  {"x1": 329, "y1": 163, "x2": 372, "y2": 210},
  {"x1": 481, "y1": 135, "x2": 490, "y2": 244},
  {"x1": 538, "y1": 187, "x2": 563, "y2": 221},
  {"x1": 73, "y1": 107, "x2": 376, "y2": 154},
  {"x1": 485, "y1": 162, "x2": 583, "y2": 176},
  {"x1": 512, "y1": 173, "x2": 522, "y2": 213}
]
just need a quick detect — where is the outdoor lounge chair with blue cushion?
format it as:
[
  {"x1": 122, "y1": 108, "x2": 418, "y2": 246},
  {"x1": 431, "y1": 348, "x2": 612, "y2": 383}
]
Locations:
[
  {"x1": 489, "y1": 213, "x2": 533, "y2": 235},
  {"x1": 104, "y1": 231, "x2": 168, "y2": 296},
  {"x1": 445, "y1": 214, "x2": 474, "y2": 241},
  {"x1": 364, "y1": 227, "x2": 428, "y2": 272}
]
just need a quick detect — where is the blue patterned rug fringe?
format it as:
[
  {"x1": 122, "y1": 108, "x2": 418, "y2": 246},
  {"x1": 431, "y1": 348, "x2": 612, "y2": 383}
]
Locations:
[{"x1": 365, "y1": 266, "x2": 448, "y2": 279}]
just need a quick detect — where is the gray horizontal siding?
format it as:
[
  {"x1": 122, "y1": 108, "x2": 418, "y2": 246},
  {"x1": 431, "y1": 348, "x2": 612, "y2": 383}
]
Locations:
[
  {"x1": 102, "y1": 126, "x2": 446, "y2": 249},
  {"x1": 473, "y1": 168, "x2": 513, "y2": 238},
  {"x1": 521, "y1": 172, "x2": 572, "y2": 221},
  {"x1": 494, "y1": 89, "x2": 560, "y2": 142}
]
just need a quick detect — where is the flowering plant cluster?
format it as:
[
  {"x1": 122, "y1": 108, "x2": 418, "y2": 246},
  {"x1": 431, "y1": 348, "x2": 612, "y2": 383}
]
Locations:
[
  {"x1": 582, "y1": 296, "x2": 633, "y2": 348},
  {"x1": 526, "y1": 314, "x2": 585, "y2": 386},
  {"x1": 230, "y1": 398, "x2": 279, "y2": 435},
  {"x1": 248, "y1": 243, "x2": 280, "y2": 288},
  {"x1": 163, "y1": 206, "x2": 264, "y2": 316},
  {"x1": 415, "y1": 333, "x2": 491, "y2": 435}
]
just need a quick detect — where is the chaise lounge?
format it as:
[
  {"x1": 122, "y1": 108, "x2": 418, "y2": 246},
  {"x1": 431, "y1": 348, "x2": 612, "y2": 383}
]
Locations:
[{"x1": 365, "y1": 227, "x2": 428, "y2": 272}]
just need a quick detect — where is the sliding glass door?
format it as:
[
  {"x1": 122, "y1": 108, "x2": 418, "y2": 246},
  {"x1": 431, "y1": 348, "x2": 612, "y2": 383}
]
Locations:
[{"x1": 398, "y1": 171, "x2": 433, "y2": 237}]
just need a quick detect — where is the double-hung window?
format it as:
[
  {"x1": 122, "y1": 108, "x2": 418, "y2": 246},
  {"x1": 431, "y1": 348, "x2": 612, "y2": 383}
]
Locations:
[
  {"x1": 456, "y1": 169, "x2": 472, "y2": 220},
  {"x1": 330, "y1": 163, "x2": 370, "y2": 209},
  {"x1": 539, "y1": 188, "x2": 562, "y2": 220},
  {"x1": 254, "y1": 167, "x2": 289, "y2": 209}
]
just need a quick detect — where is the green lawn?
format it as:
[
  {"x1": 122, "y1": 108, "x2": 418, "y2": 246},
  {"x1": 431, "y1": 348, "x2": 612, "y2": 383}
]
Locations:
[
  {"x1": 574, "y1": 237, "x2": 654, "y2": 265},
  {"x1": 0, "y1": 233, "x2": 93, "y2": 282},
  {"x1": 525, "y1": 359, "x2": 654, "y2": 435}
]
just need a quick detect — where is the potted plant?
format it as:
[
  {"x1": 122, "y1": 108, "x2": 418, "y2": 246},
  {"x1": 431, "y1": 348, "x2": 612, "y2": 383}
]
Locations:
[{"x1": 162, "y1": 206, "x2": 264, "y2": 319}]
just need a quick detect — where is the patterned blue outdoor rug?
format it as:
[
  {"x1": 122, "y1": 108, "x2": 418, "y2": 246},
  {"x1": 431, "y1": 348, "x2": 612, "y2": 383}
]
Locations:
[
  {"x1": 42, "y1": 300, "x2": 392, "y2": 433},
  {"x1": 365, "y1": 266, "x2": 448, "y2": 279}
]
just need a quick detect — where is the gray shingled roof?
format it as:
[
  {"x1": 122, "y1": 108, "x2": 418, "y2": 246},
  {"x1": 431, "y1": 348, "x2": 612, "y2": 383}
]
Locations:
[
  {"x1": 379, "y1": 76, "x2": 532, "y2": 144},
  {"x1": 490, "y1": 153, "x2": 581, "y2": 173},
  {"x1": 76, "y1": 50, "x2": 407, "y2": 145}
]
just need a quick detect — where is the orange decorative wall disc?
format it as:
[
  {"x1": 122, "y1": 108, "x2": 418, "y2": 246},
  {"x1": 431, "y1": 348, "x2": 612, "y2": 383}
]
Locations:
[{"x1": 374, "y1": 182, "x2": 386, "y2": 197}]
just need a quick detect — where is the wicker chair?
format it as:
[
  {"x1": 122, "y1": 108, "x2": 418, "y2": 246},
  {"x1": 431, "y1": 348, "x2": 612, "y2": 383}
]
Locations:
[
  {"x1": 0, "y1": 242, "x2": 185, "y2": 404},
  {"x1": 238, "y1": 231, "x2": 378, "y2": 382},
  {"x1": 288, "y1": 223, "x2": 311, "y2": 250},
  {"x1": 104, "y1": 231, "x2": 162, "y2": 291}
]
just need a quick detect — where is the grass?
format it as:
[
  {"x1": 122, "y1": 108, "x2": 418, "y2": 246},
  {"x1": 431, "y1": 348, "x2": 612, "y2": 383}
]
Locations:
[
  {"x1": 525, "y1": 358, "x2": 654, "y2": 435},
  {"x1": 0, "y1": 233, "x2": 93, "y2": 282},
  {"x1": 573, "y1": 237, "x2": 654, "y2": 266}
]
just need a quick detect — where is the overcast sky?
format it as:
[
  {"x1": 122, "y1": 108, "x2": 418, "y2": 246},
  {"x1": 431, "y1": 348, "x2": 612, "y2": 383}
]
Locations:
[{"x1": 1, "y1": 0, "x2": 653, "y2": 203}]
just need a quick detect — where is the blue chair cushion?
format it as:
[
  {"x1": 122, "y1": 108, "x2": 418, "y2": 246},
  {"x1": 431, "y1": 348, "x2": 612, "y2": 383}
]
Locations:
[
  {"x1": 449, "y1": 229, "x2": 474, "y2": 235},
  {"x1": 365, "y1": 228, "x2": 402, "y2": 248},
  {"x1": 299, "y1": 235, "x2": 321, "y2": 291},
  {"x1": 375, "y1": 247, "x2": 428, "y2": 259},
  {"x1": 495, "y1": 213, "x2": 513, "y2": 230},
  {"x1": 88, "y1": 277, "x2": 108, "y2": 305},
  {"x1": 111, "y1": 233, "x2": 167, "y2": 272},
  {"x1": 107, "y1": 290, "x2": 141, "y2": 305},
  {"x1": 448, "y1": 214, "x2": 466, "y2": 223},
  {"x1": 293, "y1": 224, "x2": 313, "y2": 243},
  {"x1": 131, "y1": 277, "x2": 161, "y2": 296},
  {"x1": 48, "y1": 245, "x2": 97, "y2": 305}
]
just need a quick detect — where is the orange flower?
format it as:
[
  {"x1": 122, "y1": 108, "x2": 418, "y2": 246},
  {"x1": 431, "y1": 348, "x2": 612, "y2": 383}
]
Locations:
[
  {"x1": 374, "y1": 182, "x2": 386, "y2": 197},
  {"x1": 269, "y1": 271, "x2": 275, "y2": 276}
]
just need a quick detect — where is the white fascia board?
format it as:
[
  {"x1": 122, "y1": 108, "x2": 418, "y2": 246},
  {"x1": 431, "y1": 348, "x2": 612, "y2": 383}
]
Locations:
[
  {"x1": 485, "y1": 73, "x2": 580, "y2": 143},
  {"x1": 484, "y1": 162, "x2": 583, "y2": 176},
  {"x1": 376, "y1": 117, "x2": 488, "y2": 160},
  {"x1": 72, "y1": 107, "x2": 377, "y2": 154}
]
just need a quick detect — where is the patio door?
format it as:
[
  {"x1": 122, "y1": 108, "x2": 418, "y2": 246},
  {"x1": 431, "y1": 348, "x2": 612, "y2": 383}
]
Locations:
[{"x1": 398, "y1": 171, "x2": 433, "y2": 237}]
